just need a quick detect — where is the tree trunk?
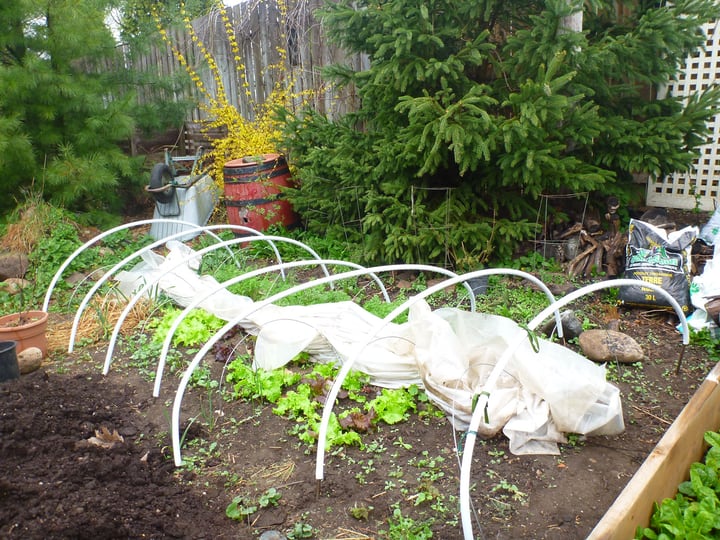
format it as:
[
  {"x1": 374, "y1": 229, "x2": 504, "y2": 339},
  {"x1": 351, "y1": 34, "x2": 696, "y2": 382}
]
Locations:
[{"x1": 559, "y1": 2, "x2": 583, "y2": 34}]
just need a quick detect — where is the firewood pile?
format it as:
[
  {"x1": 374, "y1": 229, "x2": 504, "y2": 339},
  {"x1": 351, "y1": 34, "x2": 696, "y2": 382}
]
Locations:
[{"x1": 540, "y1": 197, "x2": 626, "y2": 278}]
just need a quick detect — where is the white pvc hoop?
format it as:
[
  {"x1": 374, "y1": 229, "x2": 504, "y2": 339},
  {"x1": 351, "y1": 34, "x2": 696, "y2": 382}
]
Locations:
[
  {"x1": 458, "y1": 279, "x2": 690, "y2": 540},
  {"x1": 102, "y1": 237, "x2": 337, "y2": 376},
  {"x1": 170, "y1": 263, "x2": 479, "y2": 466},
  {"x1": 42, "y1": 219, "x2": 265, "y2": 312},
  {"x1": 66, "y1": 224, "x2": 288, "y2": 352}
]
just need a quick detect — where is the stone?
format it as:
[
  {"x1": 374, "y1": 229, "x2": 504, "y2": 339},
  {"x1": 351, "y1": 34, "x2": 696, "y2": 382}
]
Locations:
[
  {"x1": 17, "y1": 347, "x2": 43, "y2": 374},
  {"x1": 64, "y1": 272, "x2": 87, "y2": 286},
  {"x1": 539, "y1": 310, "x2": 584, "y2": 340},
  {"x1": 578, "y1": 329, "x2": 644, "y2": 363},
  {"x1": 259, "y1": 532, "x2": 287, "y2": 540},
  {"x1": 0, "y1": 278, "x2": 31, "y2": 295},
  {"x1": 548, "y1": 282, "x2": 576, "y2": 296},
  {"x1": 0, "y1": 252, "x2": 29, "y2": 280},
  {"x1": 605, "y1": 319, "x2": 621, "y2": 332}
]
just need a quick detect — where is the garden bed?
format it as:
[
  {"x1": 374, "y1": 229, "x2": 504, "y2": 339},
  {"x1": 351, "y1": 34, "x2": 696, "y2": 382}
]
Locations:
[
  {"x1": 1, "y1": 280, "x2": 717, "y2": 539},
  {"x1": 590, "y1": 359, "x2": 720, "y2": 539}
]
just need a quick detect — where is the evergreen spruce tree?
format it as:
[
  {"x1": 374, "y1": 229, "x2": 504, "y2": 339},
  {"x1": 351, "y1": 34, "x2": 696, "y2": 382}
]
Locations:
[
  {"x1": 0, "y1": 0, "x2": 193, "y2": 216},
  {"x1": 278, "y1": 0, "x2": 720, "y2": 265}
]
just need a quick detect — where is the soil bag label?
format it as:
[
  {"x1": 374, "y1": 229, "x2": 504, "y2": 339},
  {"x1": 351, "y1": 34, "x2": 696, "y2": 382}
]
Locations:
[{"x1": 619, "y1": 219, "x2": 697, "y2": 312}]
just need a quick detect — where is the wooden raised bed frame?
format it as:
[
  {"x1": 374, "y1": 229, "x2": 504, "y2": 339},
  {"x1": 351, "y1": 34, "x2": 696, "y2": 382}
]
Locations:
[{"x1": 589, "y1": 360, "x2": 720, "y2": 539}]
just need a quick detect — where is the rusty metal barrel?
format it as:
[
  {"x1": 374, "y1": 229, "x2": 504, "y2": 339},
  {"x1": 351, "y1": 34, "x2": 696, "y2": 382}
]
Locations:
[{"x1": 223, "y1": 154, "x2": 298, "y2": 232}]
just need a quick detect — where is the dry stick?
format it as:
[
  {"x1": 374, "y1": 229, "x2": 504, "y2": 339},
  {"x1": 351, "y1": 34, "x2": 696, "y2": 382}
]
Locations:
[
  {"x1": 586, "y1": 242, "x2": 605, "y2": 279},
  {"x1": 568, "y1": 243, "x2": 596, "y2": 276},
  {"x1": 558, "y1": 222, "x2": 583, "y2": 239},
  {"x1": 335, "y1": 528, "x2": 374, "y2": 540},
  {"x1": 630, "y1": 404, "x2": 672, "y2": 426}
]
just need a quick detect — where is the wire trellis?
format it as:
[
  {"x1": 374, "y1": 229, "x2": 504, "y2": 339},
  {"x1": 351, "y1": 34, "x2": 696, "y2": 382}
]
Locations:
[{"x1": 533, "y1": 192, "x2": 590, "y2": 261}]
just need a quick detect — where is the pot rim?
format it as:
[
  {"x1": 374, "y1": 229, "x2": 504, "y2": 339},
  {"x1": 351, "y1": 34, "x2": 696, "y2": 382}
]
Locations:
[{"x1": 0, "y1": 310, "x2": 49, "y2": 330}]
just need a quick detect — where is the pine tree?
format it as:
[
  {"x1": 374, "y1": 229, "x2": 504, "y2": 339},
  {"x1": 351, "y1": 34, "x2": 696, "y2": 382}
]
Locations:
[
  {"x1": 0, "y1": 0, "x2": 187, "y2": 216},
  {"x1": 279, "y1": 0, "x2": 720, "y2": 265}
]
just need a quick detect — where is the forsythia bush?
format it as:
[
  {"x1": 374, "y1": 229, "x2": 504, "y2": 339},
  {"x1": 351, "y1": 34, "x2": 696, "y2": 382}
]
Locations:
[{"x1": 156, "y1": 1, "x2": 305, "y2": 188}]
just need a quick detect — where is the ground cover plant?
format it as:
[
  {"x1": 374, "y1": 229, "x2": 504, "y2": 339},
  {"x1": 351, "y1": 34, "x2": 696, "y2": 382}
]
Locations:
[{"x1": 2, "y1": 203, "x2": 720, "y2": 539}]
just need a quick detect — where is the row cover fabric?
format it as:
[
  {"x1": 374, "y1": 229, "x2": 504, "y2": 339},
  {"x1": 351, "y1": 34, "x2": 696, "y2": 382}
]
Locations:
[
  {"x1": 686, "y1": 241, "x2": 720, "y2": 329},
  {"x1": 115, "y1": 243, "x2": 624, "y2": 455}
]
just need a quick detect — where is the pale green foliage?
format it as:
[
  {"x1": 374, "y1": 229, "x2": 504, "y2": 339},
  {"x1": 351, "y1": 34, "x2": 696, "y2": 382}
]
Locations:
[{"x1": 152, "y1": 307, "x2": 226, "y2": 347}]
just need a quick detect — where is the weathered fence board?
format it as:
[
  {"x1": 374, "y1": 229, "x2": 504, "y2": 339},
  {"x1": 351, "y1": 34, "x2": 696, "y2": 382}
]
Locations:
[{"x1": 117, "y1": 0, "x2": 362, "y2": 131}]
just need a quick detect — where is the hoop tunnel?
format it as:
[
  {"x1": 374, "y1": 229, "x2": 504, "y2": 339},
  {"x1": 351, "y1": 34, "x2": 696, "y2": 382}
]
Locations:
[
  {"x1": 457, "y1": 279, "x2": 690, "y2": 540},
  {"x1": 66, "y1": 224, "x2": 292, "y2": 352},
  {"x1": 169, "y1": 263, "x2": 495, "y2": 466},
  {"x1": 171, "y1": 267, "x2": 562, "y2": 466},
  {"x1": 102, "y1": 236, "x2": 338, "y2": 376}
]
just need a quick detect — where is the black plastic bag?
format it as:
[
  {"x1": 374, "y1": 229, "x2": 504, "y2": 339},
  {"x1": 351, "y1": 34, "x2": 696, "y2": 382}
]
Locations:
[{"x1": 619, "y1": 219, "x2": 697, "y2": 312}]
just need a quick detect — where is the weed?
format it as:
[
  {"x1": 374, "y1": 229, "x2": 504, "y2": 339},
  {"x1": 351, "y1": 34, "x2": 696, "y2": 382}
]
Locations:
[
  {"x1": 180, "y1": 439, "x2": 219, "y2": 472},
  {"x1": 382, "y1": 505, "x2": 434, "y2": 539},
  {"x1": 353, "y1": 457, "x2": 377, "y2": 484},
  {"x1": 393, "y1": 437, "x2": 413, "y2": 450},
  {"x1": 365, "y1": 439, "x2": 386, "y2": 454},
  {"x1": 565, "y1": 433, "x2": 585, "y2": 447},
  {"x1": 225, "y1": 495, "x2": 257, "y2": 523},
  {"x1": 473, "y1": 279, "x2": 550, "y2": 323},
  {"x1": 258, "y1": 487, "x2": 282, "y2": 507},
  {"x1": 491, "y1": 479, "x2": 528, "y2": 504},
  {"x1": 488, "y1": 449, "x2": 505, "y2": 465},
  {"x1": 225, "y1": 487, "x2": 282, "y2": 525},
  {"x1": 287, "y1": 522, "x2": 315, "y2": 539},
  {"x1": 349, "y1": 502, "x2": 373, "y2": 520}
]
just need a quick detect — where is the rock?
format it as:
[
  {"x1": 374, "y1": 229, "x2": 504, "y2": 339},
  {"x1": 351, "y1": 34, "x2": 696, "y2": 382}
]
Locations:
[
  {"x1": 396, "y1": 278, "x2": 413, "y2": 289},
  {"x1": 64, "y1": 272, "x2": 87, "y2": 286},
  {"x1": 17, "y1": 347, "x2": 43, "y2": 374},
  {"x1": 539, "y1": 310, "x2": 584, "y2": 340},
  {"x1": 0, "y1": 252, "x2": 29, "y2": 280},
  {"x1": 578, "y1": 329, "x2": 644, "y2": 363},
  {"x1": 259, "y1": 531, "x2": 287, "y2": 540},
  {"x1": 605, "y1": 319, "x2": 621, "y2": 332},
  {"x1": 548, "y1": 282, "x2": 576, "y2": 296},
  {"x1": 0, "y1": 278, "x2": 32, "y2": 295}
]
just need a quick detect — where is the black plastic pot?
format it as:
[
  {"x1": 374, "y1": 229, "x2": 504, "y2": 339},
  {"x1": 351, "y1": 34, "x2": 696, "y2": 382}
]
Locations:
[
  {"x1": 467, "y1": 276, "x2": 489, "y2": 296},
  {"x1": 0, "y1": 340, "x2": 19, "y2": 382}
]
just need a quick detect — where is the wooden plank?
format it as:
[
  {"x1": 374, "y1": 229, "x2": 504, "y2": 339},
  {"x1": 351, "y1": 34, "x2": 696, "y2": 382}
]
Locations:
[{"x1": 589, "y1": 361, "x2": 720, "y2": 539}]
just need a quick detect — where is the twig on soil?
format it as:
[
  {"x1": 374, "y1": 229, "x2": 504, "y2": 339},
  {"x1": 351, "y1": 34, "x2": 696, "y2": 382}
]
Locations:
[
  {"x1": 257, "y1": 459, "x2": 295, "y2": 481},
  {"x1": 333, "y1": 528, "x2": 374, "y2": 539},
  {"x1": 274, "y1": 480, "x2": 304, "y2": 489},
  {"x1": 630, "y1": 404, "x2": 672, "y2": 425}
]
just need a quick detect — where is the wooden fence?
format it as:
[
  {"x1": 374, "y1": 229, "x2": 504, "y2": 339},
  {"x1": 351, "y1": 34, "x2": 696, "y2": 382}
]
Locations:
[{"x1": 122, "y1": 0, "x2": 365, "y2": 139}]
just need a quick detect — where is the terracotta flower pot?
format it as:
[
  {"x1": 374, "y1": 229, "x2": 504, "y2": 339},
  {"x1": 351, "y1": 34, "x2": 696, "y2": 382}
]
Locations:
[{"x1": 0, "y1": 310, "x2": 49, "y2": 357}]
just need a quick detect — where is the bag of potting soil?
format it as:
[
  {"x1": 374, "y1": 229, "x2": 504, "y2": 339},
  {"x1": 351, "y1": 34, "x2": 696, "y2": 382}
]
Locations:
[{"x1": 619, "y1": 219, "x2": 697, "y2": 313}]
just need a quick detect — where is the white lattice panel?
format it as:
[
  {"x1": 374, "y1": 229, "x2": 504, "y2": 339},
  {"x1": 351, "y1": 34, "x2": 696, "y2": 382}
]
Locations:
[{"x1": 647, "y1": 20, "x2": 720, "y2": 211}]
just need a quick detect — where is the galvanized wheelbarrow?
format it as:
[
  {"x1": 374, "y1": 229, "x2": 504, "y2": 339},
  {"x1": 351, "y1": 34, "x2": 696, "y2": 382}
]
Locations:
[{"x1": 146, "y1": 147, "x2": 219, "y2": 241}]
